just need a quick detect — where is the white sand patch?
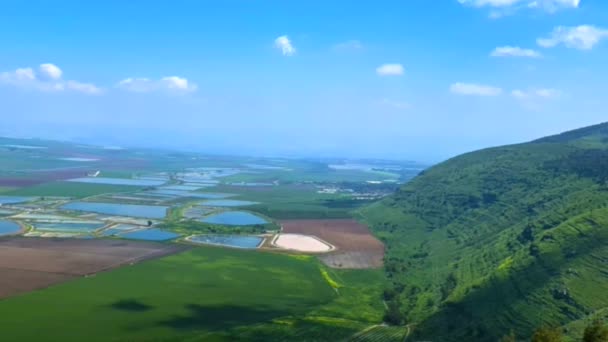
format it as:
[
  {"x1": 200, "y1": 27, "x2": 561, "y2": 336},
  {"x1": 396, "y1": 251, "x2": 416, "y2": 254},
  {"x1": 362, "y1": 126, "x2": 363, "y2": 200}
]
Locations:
[{"x1": 273, "y1": 234, "x2": 333, "y2": 253}]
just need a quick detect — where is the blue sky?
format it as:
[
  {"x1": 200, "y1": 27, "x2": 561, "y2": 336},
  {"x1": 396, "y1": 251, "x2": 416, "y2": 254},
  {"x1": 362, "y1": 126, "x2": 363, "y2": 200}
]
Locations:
[{"x1": 1, "y1": 0, "x2": 607, "y2": 162}]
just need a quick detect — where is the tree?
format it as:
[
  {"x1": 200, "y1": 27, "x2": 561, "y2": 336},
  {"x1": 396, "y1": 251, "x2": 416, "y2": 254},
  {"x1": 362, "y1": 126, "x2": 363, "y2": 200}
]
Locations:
[
  {"x1": 383, "y1": 287, "x2": 398, "y2": 301},
  {"x1": 531, "y1": 326, "x2": 562, "y2": 342},
  {"x1": 583, "y1": 320, "x2": 608, "y2": 342},
  {"x1": 383, "y1": 299, "x2": 405, "y2": 326},
  {"x1": 499, "y1": 330, "x2": 516, "y2": 342}
]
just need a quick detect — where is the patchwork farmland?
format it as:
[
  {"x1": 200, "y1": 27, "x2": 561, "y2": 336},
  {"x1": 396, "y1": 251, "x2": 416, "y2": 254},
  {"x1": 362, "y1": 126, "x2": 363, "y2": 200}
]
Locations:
[
  {"x1": 280, "y1": 219, "x2": 385, "y2": 269},
  {"x1": 0, "y1": 138, "x2": 421, "y2": 340},
  {"x1": 0, "y1": 237, "x2": 187, "y2": 299}
]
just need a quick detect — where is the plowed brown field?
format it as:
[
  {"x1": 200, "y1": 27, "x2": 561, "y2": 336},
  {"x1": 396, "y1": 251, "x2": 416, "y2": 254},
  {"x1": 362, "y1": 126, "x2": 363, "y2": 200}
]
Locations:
[
  {"x1": 280, "y1": 219, "x2": 384, "y2": 269},
  {"x1": 0, "y1": 237, "x2": 187, "y2": 299}
]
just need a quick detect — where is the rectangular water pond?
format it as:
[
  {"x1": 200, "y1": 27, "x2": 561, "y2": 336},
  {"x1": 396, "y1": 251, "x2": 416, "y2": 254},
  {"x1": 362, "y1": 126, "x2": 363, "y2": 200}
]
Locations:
[
  {"x1": 0, "y1": 209, "x2": 16, "y2": 216},
  {"x1": 101, "y1": 224, "x2": 140, "y2": 236},
  {"x1": 159, "y1": 185, "x2": 207, "y2": 191},
  {"x1": 148, "y1": 190, "x2": 234, "y2": 199},
  {"x1": 188, "y1": 235, "x2": 263, "y2": 249},
  {"x1": 227, "y1": 182, "x2": 274, "y2": 187},
  {"x1": 0, "y1": 196, "x2": 34, "y2": 205},
  {"x1": 200, "y1": 211, "x2": 268, "y2": 226},
  {"x1": 0, "y1": 220, "x2": 21, "y2": 235},
  {"x1": 201, "y1": 200, "x2": 258, "y2": 207},
  {"x1": 61, "y1": 202, "x2": 168, "y2": 219},
  {"x1": 179, "y1": 179, "x2": 220, "y2": 185},
  {"x1": 67, "y1": 177, "x2": 166, "y2": 186},
  {"x1": 33, "y1": 222, "x2": 106, "y2": 233},
  {"x1": 118, "y1": 229, "x2": 180, "y2": 241}
]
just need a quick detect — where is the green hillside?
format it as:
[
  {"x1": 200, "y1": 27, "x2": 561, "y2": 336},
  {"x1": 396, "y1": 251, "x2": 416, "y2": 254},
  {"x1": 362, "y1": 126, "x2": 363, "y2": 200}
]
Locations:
[{"x1": 359, "y1": 122, "x2": 608, "y2": 341}]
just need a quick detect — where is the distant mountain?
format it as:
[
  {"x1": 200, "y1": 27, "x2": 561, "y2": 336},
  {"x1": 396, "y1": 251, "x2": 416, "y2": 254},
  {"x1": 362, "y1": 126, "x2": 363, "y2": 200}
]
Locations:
[{"x1": 360, "y1": 122, "x2": 608, "y2": 341}]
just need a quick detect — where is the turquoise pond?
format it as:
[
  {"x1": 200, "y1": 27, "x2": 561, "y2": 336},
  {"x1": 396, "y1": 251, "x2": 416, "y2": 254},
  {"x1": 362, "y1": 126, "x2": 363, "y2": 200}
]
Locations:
[
  {"x1": 61, "y1": 202, "x2": 168, "y2": 219},
  {"x1": 33, "y1": 222, "x2": 105, "y2": 232},
  {"x1": 0, "y1": 220, "x2": 20, "y2": 235},
  {"x1": 118, "y1": 229, "x2": 180, "y2": 241},
  {"x1": 159, "y1": 185, "x2": 208, "y2": 191},
  {"x1": 189, "y1": 235, "x2": 263, "y2": 249},
  {"x1": 148, "y1": 190, "x2": 233, "y2": 199},
  {"x1": 67, "y1": 177, "x2": 166, "y2": 186},
  {"x1": 201, "y1": 200, "x2": 258, "y2": 207},
  {"x1": 101, "y1": 228, "x2": 129, "y2": 236},
  {"x1": 0, "y1": 196, "x2": 32, "y2": 205},
  {"x1": 200, "y1": 211, "x2": 268, "y2": 226}
]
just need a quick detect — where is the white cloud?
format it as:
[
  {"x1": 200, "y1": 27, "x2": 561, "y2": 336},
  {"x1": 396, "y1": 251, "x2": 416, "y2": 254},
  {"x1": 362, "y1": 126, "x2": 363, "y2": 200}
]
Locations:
[
  {"x1": 333, "y1": 40, "x2": 363, "y2": 51},
  {"x1": 511, "y1": 88, "x2": 561, "y2": 99},
  {"x1": 116, "y1": 78, "x2": 153, "y2": 93},
  {"x1": 376, "y1": 64, "x2": 404, "y2": 76},
  {"x1": 380, "y1": 98, "x2": 410, "y2": 109},
  {"x1": 0, "y1": 63, "x2": 101, "y2": 95},
  {"x1": 39, "y1": 63, "x2": 63, "y2": 80},
  {"x1": 65, "y1": 81, "x2": 102, "y2": 95},
  {"x1": 117, "y1": 76, "x2": 197, "y2": 93},
  {"x1": 450, "y1": 82, "x2": 503, "y2": 96},
  {"x1": 538, "y1": 25, "x2": 608, "y2": 50},
  {"x1": 511, "y1": 89, "x2": 527, "y2": 98},
  {"x1": 274, "y1": 35, "x2": 296, "y2": 56},
  {"x1": 458, "y1": 0, "x2": 580, "y2": 16},
  {"x1": 458, "y1": 0, "x2": 520, "y2": 7},
  {"x1": 162, "y1": 76, "x2": 194, "y2": 91},
  {"x1": 491, "y1": 46, "x2": 541, "y2": 57},
  {"x1": 527, "y1": 0, "x2": 580, "y2": 11},
  {"x1": 14, "y1": 68, "x2": 36, "y2": 81}
]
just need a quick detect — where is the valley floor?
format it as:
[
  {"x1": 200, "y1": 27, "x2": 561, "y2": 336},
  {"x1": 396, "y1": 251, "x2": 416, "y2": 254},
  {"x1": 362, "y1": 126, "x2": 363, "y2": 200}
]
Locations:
[{"x1": 0, "y1": 245, "x2": 387, "y2": 341}]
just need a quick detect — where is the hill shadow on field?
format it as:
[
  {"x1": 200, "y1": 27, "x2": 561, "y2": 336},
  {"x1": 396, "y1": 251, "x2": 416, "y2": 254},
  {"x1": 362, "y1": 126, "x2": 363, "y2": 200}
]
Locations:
[
  {"x1": 159, "y1": 303, "x2": 292, "y2": 332},
  {"x1": 110, "y1": 299, "x2": 154, "y2": 312}
]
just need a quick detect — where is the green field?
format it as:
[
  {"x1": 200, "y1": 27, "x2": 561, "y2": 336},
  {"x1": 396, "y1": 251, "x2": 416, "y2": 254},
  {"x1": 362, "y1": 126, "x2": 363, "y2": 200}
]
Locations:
[
  {"x1": 0, "y1": 246, "x2": 386, "y2": 341},
  {"x1": 0, "y1": 136, "x2": 408, "y2": 341},
  {"x1": 209, "y1": 184, "x2": 372, "y2": 219},
  {"x1": 0, "y1": 186, "x2": 14, "y2": 193}
]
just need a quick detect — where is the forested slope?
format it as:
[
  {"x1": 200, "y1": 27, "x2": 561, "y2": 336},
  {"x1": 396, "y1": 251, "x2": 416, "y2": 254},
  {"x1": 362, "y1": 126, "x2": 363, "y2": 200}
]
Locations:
[{"x1": 359, "y1": 122, "x2": 608, "y2": 341}]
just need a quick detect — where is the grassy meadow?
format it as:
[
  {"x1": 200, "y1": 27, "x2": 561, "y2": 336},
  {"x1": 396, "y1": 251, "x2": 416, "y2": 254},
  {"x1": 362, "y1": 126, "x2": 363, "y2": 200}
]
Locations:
[{"x1": 0, "y1": 246, "x2": 386, "y2": 341}]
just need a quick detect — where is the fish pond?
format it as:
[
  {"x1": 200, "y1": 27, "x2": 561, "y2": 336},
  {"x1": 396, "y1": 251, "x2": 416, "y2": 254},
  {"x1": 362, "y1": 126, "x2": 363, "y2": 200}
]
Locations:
[
  {"x1": 118, "y1": 229, "x2": 180, "y2": 241},
  {"x1": 0, "y1": 196, "x2": 33, "y2": 205},
  {"x1": 200, "y1": 211, "x2": 268, "y2": 226},
  {"x1": 61, "y1": 202, "x2": 168, "y2": 219},
  {"x1": 67, "y1": 177, "x2": 166, "y2": 186},
  {"x1": 148, "y1": 190, "x2": 233, "y2": 199},
  {"x1": 0, "y1": 220, "x2": 21, "y2": 235},
  {"x1": 101, "y1": 224, "x2": 140, "y2": 236},
  {"x1": 201, "y1": 199, "x2": 258, "y2": 207},
  {"x1": 33, "y1": 222, "x2": 106, "y2": 233},
  {"x1": 159, "y1": 185, "x2": 207, "y2": 191},
  {"x1": 188, "y1": 235, "x2": 264, "y2": 249}
]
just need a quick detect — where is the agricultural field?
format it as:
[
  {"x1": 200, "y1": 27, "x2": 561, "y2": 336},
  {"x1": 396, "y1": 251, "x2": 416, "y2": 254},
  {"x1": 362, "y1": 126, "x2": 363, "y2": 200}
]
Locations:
[
  {"x1": 0, "y1": 237, "x2": 185, "y2": 299},
  {"x1": 0, "y1": 137, "x2": 421, "y2": 341},
  {"x1": 350, "y1": 325, "x2": 409, "y2": 342},
  {"x1": 210, "y1": 184, "x2": 374, "y2": 220},
  {"x1": 281, "y1": 219, "x2": 385, "y2": 269},
  {"x1": 0, "y1": 246, "x2": 387, "y2": 341}
]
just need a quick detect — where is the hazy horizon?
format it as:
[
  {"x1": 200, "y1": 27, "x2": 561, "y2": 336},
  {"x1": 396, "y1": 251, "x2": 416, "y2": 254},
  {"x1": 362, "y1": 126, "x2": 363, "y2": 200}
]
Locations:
[{"x1": 2, "y1": 0, "x2": 607, "y2": 162}]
